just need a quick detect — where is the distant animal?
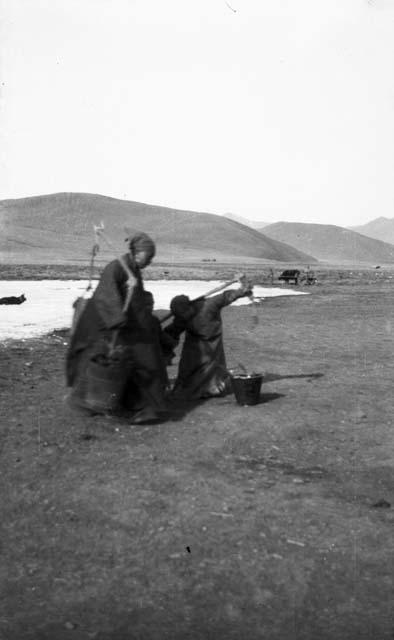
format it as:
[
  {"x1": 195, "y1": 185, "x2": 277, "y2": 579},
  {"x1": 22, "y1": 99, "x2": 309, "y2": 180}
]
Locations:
[
  {"x1": 278, "y1": 270, "x2": 300, "y2": 285},
  {"x1": 304, "y1": 273, "x2": 316, "y2": 285},
  {"x1": 0, "y1": 294, "x2": 27, "y2": 305},
  {"x1": 302, "y1": 268, "x2": 317, "y2": 285}
]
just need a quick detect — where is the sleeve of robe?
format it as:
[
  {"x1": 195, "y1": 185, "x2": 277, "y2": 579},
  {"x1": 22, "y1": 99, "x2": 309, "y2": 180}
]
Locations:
[
  {"x1": 162, "y1": 316, "x2": 186, "y2": 345},
  {"x1": 205, "y1": 288, "x2": 249, "y2": 312},
  {"x1": 93, "y1": 260, "x2": 129, "y2": 330},
  {"x1": 153, "y1": 318, "x2": 178, "y2": 365}
]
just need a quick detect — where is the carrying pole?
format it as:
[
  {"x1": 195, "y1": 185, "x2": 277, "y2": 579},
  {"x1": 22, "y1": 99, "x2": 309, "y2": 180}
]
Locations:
[
  {"x1": 108, "y1": 256, "x2": 137, "y2": 357},
  {"x1": 86, "y1": 223, "x2": 104, "y2": 292},
  {"x1": 159, "y1": 278, "x2": 239, "y2": 325}
]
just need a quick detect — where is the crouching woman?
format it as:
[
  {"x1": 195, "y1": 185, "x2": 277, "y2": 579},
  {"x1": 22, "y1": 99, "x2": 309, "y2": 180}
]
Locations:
[{"x1": 164, "y1": 275, "x2": 253, "y2": 401}]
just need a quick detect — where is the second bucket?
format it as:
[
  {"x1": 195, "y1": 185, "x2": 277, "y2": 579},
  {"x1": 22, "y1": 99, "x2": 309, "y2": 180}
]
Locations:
[{"x1": 230, "y1": 373, "x2": 263, "y2": 406}]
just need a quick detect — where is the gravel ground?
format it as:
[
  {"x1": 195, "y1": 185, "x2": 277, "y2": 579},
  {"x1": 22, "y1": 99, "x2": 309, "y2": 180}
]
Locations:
[{"x1": 1, "y1": 279, "x2": 394, "y2": 639}]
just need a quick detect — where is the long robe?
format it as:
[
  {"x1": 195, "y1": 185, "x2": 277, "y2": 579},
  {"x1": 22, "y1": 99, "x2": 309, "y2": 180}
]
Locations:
[
  {"x1": 66, "y1": 255, "x2": 168, "y2": 414},
  {"x1": 165, "y1": 289, "x2": 246, "y2": 400}
]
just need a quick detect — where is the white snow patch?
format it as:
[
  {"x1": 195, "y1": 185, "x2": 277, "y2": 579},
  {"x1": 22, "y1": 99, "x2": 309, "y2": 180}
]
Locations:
[{"x1": 0, "y1": 280, "x2": 308, "y2": 340}]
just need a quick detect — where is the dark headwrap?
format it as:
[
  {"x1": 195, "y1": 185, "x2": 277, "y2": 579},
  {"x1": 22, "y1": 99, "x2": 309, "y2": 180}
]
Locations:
[
  {"x1": 126, "y1": 232, "x2": 156, "y2": 260},
  {"x1": 170, "y1": 294, "x2": 191, "y2": 317}
]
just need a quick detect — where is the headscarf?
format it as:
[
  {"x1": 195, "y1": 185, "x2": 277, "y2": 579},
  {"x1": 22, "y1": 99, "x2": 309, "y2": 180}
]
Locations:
[
  {"x1": 170, "y1": 294, "x2": 191, "y2": 318},
  {"x1": 126, "y1": 232, "x2": 156, "y2": 261}
]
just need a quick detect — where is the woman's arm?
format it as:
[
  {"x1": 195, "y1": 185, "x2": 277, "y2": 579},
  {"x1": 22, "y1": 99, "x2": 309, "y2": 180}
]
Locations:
[
  {"x1": 207, "y1": 283, "x2": 253, "y2": 311},
  {"x1": 163, "y1": 317, "x2": 186, "y2": 343}
]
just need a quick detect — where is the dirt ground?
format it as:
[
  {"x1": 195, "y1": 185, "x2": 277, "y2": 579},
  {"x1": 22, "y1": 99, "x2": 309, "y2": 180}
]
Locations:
[{"x1": 1, "y1": 277, "x2": 394, "y2": 639}]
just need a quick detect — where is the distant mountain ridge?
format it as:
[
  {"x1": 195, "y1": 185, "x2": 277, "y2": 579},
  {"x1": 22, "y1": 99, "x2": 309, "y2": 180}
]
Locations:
[
  {"x1": 224, "y1": 213, "x2": 268, "y2": 229},
  {"x1": 261, "y1": 221, "x2": 394, "y2": 264},
  {"x1": 0, "y1": 192, "x2": 317, "y2": 265},
  {"x1": 349, "y1": 217, "x2": 394, "y2": 245}
]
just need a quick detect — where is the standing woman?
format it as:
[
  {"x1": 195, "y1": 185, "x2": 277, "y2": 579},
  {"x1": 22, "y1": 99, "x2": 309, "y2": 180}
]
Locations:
[{"x1": 66, "y1": 232, "x2": 169, "y2": 423}]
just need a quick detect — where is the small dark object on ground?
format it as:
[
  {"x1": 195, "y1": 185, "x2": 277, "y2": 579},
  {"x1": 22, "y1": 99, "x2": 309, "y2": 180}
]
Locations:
[
  {"x1": 278, "y1": 270, "x2": 300, "y2": 285},
  {"x1": 372, "y1": 499, "x2": 391, "y2": 509},
  {"x1": 0, "y1": 294, "x2": 26, "y2": 305}
]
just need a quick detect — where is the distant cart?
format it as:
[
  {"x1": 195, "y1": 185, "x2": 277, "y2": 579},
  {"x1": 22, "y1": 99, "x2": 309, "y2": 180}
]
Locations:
[{"x1": 278, "y1": 269, "x2": 301, "y2": 285}]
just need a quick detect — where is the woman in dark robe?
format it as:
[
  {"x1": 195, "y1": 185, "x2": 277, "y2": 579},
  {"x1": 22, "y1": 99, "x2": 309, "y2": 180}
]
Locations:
[
  {"x1": 66, "y1": 232, "x2": 169, "y2": 423},
  {"x1": 164, "y1": 279, "x2": 253, "y2": 401},
  {"x1": 142, "y1": 291, "x2": 178, "y2": 369}
]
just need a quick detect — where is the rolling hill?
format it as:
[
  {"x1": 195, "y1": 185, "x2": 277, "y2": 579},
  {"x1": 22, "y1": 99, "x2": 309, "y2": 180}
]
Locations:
[
  {"x1": 0, "y1": 193, "x2": 317, "y2": 265},
  {"x1": 224, "y1": 213, "x2": 268, "y2": 229},
  {"x1": 260, "y1": 221, "x2": 394, "y2": 264},
  {"x1": 349, "y1": 217, "x2": 394, "y2": 245}
]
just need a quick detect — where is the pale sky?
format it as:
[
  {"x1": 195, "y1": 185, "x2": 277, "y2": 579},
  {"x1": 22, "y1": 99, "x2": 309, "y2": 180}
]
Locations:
[{"x1": 1, "y1": 0, "x2": 394, "y2": 225}]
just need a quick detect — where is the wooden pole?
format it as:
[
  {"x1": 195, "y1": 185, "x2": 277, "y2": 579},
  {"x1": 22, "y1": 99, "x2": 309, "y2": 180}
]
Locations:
[{"x1": 159, "y1": 278, "x2": 239, "y2": 324}]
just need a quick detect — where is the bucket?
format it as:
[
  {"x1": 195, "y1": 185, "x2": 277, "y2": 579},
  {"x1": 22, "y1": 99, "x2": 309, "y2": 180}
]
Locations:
[
  {"x1": 230, "y1": 373, "x2": 263, "y2": 406},
  {"x1": 85, "y1": 358, "x2": 128, "y2": 413}
]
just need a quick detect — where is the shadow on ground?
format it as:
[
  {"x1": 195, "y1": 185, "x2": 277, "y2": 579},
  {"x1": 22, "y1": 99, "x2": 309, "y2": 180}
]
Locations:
[
  {"x1": 263, "y1": 372, "x2": 324, "y2": 383},
  {"x1": 257, "y1": 391, "x2": 284, "y2": 404}
]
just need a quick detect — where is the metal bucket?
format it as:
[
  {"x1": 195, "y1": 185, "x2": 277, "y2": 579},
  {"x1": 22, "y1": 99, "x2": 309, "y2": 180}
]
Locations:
[
  {"x1": 230, "y1": 373, "x2": 263, "y2": 406},
  {"x1": 85, "y1": 358, "x2": 128, "y2": 413}
]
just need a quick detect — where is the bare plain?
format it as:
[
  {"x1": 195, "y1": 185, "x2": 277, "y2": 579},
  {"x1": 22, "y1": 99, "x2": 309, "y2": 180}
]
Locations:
[{"x1": 1, "y1": 265, "x2": 394, "y2": 639}]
